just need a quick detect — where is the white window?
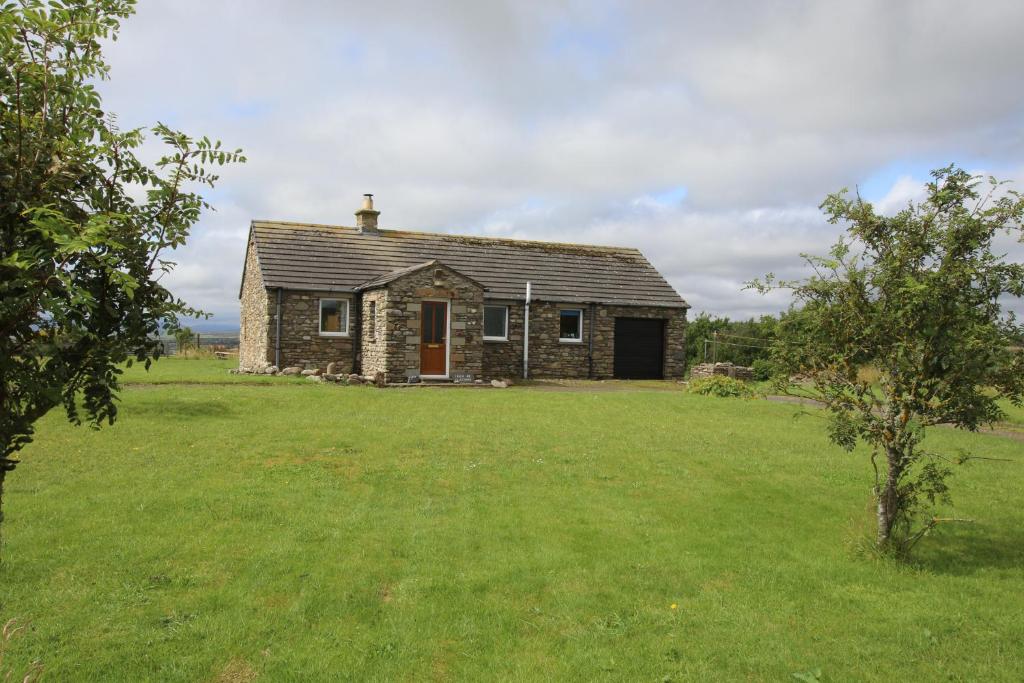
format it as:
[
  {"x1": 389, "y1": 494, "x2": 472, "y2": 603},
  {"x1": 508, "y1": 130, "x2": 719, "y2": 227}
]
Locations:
[
  {"x1": 559, "y1": 309, "x2": 583, "y2": 342},
  {"x1": 483, "y1": 305, "x2": 509, "y2": 341},
  {"x1": 319, "y1": 298, "x2": 349, "y2": 336}
]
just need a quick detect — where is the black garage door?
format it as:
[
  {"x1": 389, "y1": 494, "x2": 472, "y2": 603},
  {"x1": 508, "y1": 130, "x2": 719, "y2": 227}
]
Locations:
[{"x1": 613, "y1": 318, "x2": 665, "y2": 379}]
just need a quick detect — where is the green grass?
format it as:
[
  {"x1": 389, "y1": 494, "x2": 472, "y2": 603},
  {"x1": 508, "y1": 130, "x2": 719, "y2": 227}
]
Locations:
[
  {"x1": 118, "y1": 356, "x2": 308, "y2": 385},
  {"x1": 1, "y1": 362, "x2": 1022, "y2": 680}
]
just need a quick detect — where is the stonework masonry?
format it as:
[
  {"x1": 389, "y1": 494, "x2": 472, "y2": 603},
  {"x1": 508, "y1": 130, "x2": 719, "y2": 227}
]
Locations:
[
  {"x1": 238, "y1": 236, "x2": 269, "y2": 370},
  {"x1": 369, "y1": 263, "x2": 485, "y2": 383},
  {"x1": 482, "y1": 302, "x2": 687, "y2": 380},
  {"x1": 359, "y1": 288, "x2": 388, "y2": 376},
  {"x1": 276, "y1": 290, "x2": 355, "y2": 370}
]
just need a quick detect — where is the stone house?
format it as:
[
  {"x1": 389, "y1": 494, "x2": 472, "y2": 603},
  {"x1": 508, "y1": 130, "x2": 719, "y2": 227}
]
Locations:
[{"x1": 238, "y1": 196, "x2": 689, "y2": 382}]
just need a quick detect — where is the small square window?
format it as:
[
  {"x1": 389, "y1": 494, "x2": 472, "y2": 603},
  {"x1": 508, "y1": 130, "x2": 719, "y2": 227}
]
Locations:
[
  {"x1": 559, "y1": 309, "x2": 583, "y2": 342},
  {"x1": 319, "y1": 298, "x2": 349, "y2": 336},
  {"x1": 483, "y1": 305, "x2": 509, "y2": 341}
]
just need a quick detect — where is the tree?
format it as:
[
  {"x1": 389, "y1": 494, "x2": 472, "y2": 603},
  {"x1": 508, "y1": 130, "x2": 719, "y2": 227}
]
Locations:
[
  {"x1": 0, "y1": 0, "x2": 244, "y2": 547},
  {"x1": 174, "y1": 326, "x2": 196, "y2": 353},
  {"x1": 751, "y1": 166, "x2": 1024, "y2": 553},
  {"x1": 684, "y1": 313, "x2": 777, "y2": 368}
]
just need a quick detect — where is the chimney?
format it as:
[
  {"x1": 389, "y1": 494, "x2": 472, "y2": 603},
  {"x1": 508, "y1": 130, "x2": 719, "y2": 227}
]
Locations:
[{"x1": 355, "y1": 193, "x2": 380, "y2": 233}]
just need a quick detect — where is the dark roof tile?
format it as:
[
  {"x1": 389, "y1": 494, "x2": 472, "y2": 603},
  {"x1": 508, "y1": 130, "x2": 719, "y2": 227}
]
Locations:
[{"x1": 248, "y1": 221, "x2": 688, "y2": 308}]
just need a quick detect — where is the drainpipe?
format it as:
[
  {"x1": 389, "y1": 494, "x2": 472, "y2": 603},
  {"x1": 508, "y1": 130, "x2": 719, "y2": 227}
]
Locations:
[
  {"x1": 587, "y1": 302, "x2": 596, "y2": 379},
  {"x1": 352, "y1": 292, "x2": 362, "y2": 375},
  {"x1": 274, "y1": 287, "x2": 283, "y2": 368},
  {"x1": 522, "y1": 281, "x2": 531, "y2": 380}
]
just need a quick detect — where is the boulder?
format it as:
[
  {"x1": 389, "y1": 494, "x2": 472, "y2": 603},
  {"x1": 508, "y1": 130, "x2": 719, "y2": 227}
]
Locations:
[
  {"x1": 264, "y1": 365, "x2": 279, "y2": 375},
  {"x1": 348, "y1": 373, "x2": 364, "y2": 384},
  {"x1": 490, "y1": 379, "x2": 508, "y2": 389},
  {"x1": 326, "y1": 361, "x2": 339, "y2": 375},
  {"x1": 300, "y1": 369, "x2": 318, "y2": 376},
  {"x1": 281, "y1": 366, "x2": 302, "y2": 376},
  {"x1": 373, "y1": 371, "x2": 386, "y2": 388},
  {"x1": 306, "y1": 375, "x2": 324, "y2": 383}
]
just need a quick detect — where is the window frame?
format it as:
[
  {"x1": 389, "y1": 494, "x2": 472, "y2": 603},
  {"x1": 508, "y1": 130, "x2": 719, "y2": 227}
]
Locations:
[
  {"x1": 558, "y1": 308, "x2": 584, "y2": 343},
  {"x1": 483, "y1": 304, "x2": 510, "y2": 342},
  {"x1": 318, "y1": 297, "x2": 350, "y2": 337}
]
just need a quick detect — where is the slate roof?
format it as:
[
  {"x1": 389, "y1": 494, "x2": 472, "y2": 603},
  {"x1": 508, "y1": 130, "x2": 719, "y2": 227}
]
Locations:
[{"x1": 245, "y1": 220, "x2": 689, "y2": 308}]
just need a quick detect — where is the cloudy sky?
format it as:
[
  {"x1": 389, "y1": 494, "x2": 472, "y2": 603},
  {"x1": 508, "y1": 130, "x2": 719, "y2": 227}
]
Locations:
[{"x1": 99, "y1": 0, "x2": 1024, "y2": 329}]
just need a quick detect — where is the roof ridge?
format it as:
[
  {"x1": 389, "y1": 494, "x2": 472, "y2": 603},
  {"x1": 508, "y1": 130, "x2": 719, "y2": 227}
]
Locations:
[{"x1": 250, "y1": 219, "x2": 641, "y2": 253}]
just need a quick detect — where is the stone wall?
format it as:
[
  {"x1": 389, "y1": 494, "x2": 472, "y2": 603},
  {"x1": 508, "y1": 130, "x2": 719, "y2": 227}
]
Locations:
[
  {"x1": 481, "y1": 300, "x2": 525, "y2": 379},
  {"x1": 690, "y1": 362, "x2": 754, "y2": 381},
  {"x1": 374, "y1": 264, "x2": 485, "y2": 383},
  {"x1": 238, "y1": 238, "x2": 270, "y2": 370},
  {"x1": 525, "y1": 302, "x2": 593, "y2": 378},
  {"x1": 481, "y1": 301, "x2": 687, "y2": 380},
  {"x1": 276, "y1": 290, "x2": 355, "y2": 370},
  {"x1": 360, "y1": 288, "x2": 388, "y2": 376},
  {"x1": 591, "y1": 305, "x2": 688, "y2": 379}
]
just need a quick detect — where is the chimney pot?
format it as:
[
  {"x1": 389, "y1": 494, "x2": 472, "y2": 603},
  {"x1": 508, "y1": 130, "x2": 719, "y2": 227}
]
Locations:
[{"x1": 355, "y1": 193, "x2": 380, "y2": 233}]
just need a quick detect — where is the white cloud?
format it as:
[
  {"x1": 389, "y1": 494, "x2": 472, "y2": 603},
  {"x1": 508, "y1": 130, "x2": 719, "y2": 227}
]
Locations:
[{"x1": 94, "y1": 0, "x2": 1024, "y2": 327}]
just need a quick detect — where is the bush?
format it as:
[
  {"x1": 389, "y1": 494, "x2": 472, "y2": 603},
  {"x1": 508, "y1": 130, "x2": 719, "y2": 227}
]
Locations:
[
  {"x1": 688, "y1": 375, "x2": 760, "y2": 398},
  {"x1": 751, "y1": 358, "x2": 773, "y2": 381}
]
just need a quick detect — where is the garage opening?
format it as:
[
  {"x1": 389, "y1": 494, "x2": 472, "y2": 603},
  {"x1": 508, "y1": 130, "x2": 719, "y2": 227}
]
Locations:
[{"x1": 613, "y1": 317, "x2": 665, "y2": 379}]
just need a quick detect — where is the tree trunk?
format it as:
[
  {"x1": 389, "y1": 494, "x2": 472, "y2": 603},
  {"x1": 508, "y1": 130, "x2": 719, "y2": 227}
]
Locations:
[
  {"x1": 876, "y1": 448, "x2": 901, "y2": 549},
  {"x1": 0, "y1": 463, "x2": 7, "y2": 561}
]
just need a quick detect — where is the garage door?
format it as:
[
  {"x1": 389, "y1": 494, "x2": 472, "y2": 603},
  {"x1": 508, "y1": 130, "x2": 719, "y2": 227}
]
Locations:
[{"x1": 613, "y1": 318, "x2": 665, "y2": 379}]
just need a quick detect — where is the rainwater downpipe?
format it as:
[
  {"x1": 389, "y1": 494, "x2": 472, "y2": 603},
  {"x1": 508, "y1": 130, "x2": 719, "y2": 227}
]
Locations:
[
  {"x1": 274, "y1": 287, "x2": 283, "y2": 368},
  {"x1": 522, "y1": 281, "x2": 531, "y2": 380}
]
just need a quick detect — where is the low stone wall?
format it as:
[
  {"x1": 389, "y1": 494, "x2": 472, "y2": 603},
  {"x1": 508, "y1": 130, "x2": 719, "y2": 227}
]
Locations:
[{"x1": 690, "y1": 362, "x2": 754, "y2": 381}]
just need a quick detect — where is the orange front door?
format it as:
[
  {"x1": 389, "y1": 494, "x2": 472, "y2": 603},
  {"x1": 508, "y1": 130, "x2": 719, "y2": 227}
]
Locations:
[{"x1": 420, "y1": 301, "x2": 448, "y2": 376}]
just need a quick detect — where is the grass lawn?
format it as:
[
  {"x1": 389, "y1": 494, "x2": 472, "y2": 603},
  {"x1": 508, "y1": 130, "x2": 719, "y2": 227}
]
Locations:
[{"x1": 1, "y1": 360, "x2": 1022, "y2": 680}]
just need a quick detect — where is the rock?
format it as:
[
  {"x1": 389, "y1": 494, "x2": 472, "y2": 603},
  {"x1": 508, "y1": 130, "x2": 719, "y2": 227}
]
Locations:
[
  {"x1": 264, "y1": 365, "x2": 279, "y2": 375},
  {"x1": 348, "y1": 373, "x2": 364, "y2": 384},
  {"x1": 373, "y1": 371, "x2": 386, "y2": 388},
  {"x1": 281, "y1": 366, "x2": 302, "y2": 376},
  {"x1": 490, "y1": 379, "x2": 508, "y2": 389},
  {"x1": 326, "y1": 361, "x2": 339, "y2": 375},
  {"x1": 306, "y1": 375, "x2": 324, "y2": 383},
  {"x1": 502, "y1": 378, "x2": 515, "y2": 386},
  {"x1": 300, "y1": 369, "x2": 318, "y2": 376},
  {"x1": 474, "y1": 379, "x2": 484, "y2": 384}
]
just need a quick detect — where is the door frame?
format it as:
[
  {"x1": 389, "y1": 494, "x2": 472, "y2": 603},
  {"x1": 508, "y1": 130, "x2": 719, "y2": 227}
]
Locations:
[{"x1": 419, "y1": 298, "x2": 451, "y2": 379}]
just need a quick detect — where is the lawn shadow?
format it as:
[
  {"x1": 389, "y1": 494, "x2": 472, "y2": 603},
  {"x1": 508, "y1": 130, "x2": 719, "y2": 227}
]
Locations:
[
  {"x1": 125, "y1": 398, "x2": 235, "y2": 421},
  {"x1": 911, "y1": 525, "x2": 1024, "y2": 576}
]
